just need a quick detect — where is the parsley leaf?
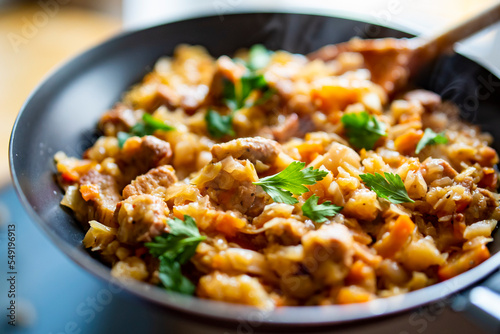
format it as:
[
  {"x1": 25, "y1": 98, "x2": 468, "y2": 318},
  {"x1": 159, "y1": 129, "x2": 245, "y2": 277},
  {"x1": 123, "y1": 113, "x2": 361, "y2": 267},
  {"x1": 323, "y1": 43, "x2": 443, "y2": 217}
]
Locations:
[
  {"x1": 254, "y1": 87, "x2": 276, "y2": 106},
  {"x1": 158, "y1": 257, "x2": 197, "y2": 295},
  {"x1": 360, "y1": 172, "x2": 414, "y2": 204},
  {"x1": 210, "y1": 74, "x2": 270, "y2": 138},
  {"x1": 341, "y1": 111, "x2": 387, "y2": 150},
  {"x1": 117, "y1": 113, "x2": 175, "y2": 148},
  {"x1": 222, "y1": 78, "x2": 239, "y2": 110},
  {"x1": 223, "y1": 73, "x2": 268, "y2": 110},
  {"x1": 415, "y1": 128, "x2": 448, "y2": 154},
  {"x1": 240, "y1": 73, "x2": 268, "y2": 106},
  {"x1": 302, "y1": 195, "x2": 343, "y2": 223},
  {"x1": 142, "y1": 113, "x2": 176, "y2": 132},
  {"x1": 206, "y1": 46, "x2": 275, "y2": 138},
  {"x1": 205, "y1": 109, "x2": 235, "y2": 138},
  {"x1": 247, "y1": 44, "x2": 272, "y2": 71},
  {"x1": 253, "y1": 161, "x2": 328, "y2": 204},
  {"x1": 145, "y1": 215, "x2": 206, "y2": 295},
  {"x1": 117, "y1": 132, "x2": 132, "y2": 148}
]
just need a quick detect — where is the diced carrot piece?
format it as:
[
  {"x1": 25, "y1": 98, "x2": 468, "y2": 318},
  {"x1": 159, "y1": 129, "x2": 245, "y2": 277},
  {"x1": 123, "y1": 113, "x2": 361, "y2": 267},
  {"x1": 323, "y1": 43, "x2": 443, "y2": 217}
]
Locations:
[
  {"x1": 346, "y1": 260, "x2": 375, "y2": 287},
  {"x1": 61, "y1": 170, "x2": 79, "y2": 183},
  {"x1": 479, "y1": 167, "x2": 498, "y2": 189},
  {"x1": 314, "y1": 85, "x2": 359, "y2": 113},
  {"x1": 347, "y1": 261, "x2": 365, "y2": 281},
  {"x1": 215, "y1": 213, "x2": 246, "y2": 237},
  {"x1": 172, "y1": 210, "x2": 184, "y2": 220},
  {"x1": 455, "y1": 199, "x2": 469, "y2": 213},
  {"x1": 57, "y1": 159, "x2": 95, "y2": 183},
  {"x1": 337, "y1": 286, "x2": 374, "y2": 304},
  {"x1": 72, "y1": 160, "x2": 95, "y2": 174},
  {"x1": 478, "y1": 146, "x2": 498, "y2": 166},
  {"x1": 438, "y1": 245, "x2": 490, "y2": 280},
  {"x1": 297, "y1": 142, "x2": 323, "y2": 155},
  {"x1": 80, "y1": 184, "x2": 100, "y2": 201},
  {"x1": 394, "y1": 129, "x2": 423, "y2": 155},
  {"x1": 296, "y1": 142, "x2": 324, "y2": 163},
  {"x1": 327, "y1": 110, "x2": 344, "y2": 124},
  {"x1": 374, "y1": 215, "x2": 415, "y2": 258}
]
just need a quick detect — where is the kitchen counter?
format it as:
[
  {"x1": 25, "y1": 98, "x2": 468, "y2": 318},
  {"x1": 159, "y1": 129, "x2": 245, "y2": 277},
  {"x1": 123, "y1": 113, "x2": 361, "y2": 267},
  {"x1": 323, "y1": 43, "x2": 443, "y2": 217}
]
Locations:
[{"x1": 0, "y1": 4, "x2": 120, "y2": 187}]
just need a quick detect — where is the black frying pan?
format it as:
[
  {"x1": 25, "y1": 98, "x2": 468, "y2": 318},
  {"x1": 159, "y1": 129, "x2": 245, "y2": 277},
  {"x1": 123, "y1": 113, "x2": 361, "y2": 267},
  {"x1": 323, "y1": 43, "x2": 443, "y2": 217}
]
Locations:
[{"x1": 9, "y1": 12, "x2": 500, "y2": 332}]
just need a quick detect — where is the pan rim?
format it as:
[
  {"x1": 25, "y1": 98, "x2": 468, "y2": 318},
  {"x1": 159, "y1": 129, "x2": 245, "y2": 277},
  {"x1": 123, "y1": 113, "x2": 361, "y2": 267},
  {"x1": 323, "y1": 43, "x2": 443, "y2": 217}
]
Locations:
[{"x1": 9, "y1": 10, "x2": 500, "y2": 327}]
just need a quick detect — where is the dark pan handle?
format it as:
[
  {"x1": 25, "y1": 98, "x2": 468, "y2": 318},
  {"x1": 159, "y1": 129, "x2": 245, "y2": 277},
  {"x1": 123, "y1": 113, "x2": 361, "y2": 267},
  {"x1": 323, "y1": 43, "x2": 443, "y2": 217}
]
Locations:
[{"x1": 452, "y1": 268, "x2": 500, "y2": 333}]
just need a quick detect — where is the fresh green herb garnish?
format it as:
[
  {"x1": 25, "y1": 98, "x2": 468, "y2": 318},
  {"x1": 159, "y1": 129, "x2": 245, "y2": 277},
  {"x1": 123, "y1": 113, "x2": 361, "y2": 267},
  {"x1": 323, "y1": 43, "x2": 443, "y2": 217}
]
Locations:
[
  {"x1": 206, "y1": 74, "x2": 271, "y2": 138},
  {"x1": 415, "y1": 128, "x2": 448, "y2": 154},
  {"x1": 223, "y1": 73, "x2": 269, "y2": 110},
  {"x1": 117, "y1": 113, "x2": 175, "y2": 148},
  {"x1": 253, "y1": 161, "x2": 328, "y2": 204},
  {"x1": 302, "y1": 194, "x2": 343, "y2": 223},
  {"x1": 142, "y1": 113, "x2": 176, "y2": 131},
  {"x1": 247, "y1": 44, "x2": 272, "y2": 71},
  {"x1": 240, "y1": 73, "x2": 268, "y2": 106},
  {"x1": 117, "y1": 132, "x2": 132, "y2": 149},
  {"x1": 157, "y1": 257, "x2": 197, "y2": 295},
  {"x1": 145, "y1": 215, "x2": 206, "y2": 295},
  {"x1": 205, "y1": 109, "x2": 235, "y2": 138},
  {"x1": 205, "y1": 46, "x2": 275, "y2": 138},
  {"x1": 254, "y1": 87, "x2": 276, "y2": 106},
  {"x1": 360, "y1": 172, "x2": 414, "y2": 204},
  {"x1": 341, "y1": 111, "x2": 387, "y2": 150}
]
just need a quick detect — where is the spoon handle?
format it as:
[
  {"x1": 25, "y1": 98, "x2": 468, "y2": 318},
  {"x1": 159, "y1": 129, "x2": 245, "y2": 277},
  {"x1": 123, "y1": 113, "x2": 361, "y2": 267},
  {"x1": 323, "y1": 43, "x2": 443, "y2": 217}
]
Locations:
[{"x1": 415, "y1": 1, "x2": 500, "y2": 53}]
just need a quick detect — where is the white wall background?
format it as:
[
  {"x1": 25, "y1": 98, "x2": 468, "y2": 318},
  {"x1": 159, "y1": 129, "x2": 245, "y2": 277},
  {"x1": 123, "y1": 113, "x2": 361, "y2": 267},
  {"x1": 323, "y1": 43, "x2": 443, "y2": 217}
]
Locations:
[{"x1": 122, "y1": 0, "x2": 500, "y2": 70}]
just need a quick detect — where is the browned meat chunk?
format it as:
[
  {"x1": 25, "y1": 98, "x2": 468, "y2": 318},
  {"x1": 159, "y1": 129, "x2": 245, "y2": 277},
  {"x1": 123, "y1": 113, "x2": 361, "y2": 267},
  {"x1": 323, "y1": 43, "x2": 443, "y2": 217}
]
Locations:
[
  {"x1": 308, "y1": 37, "x2": 412, "y2": 94},
  {"x1": 80, "y1": 169, "x2": 121, "y2": 227},
  {"x1": 118, "y1": 136, "x2": 173, "y2": 180},
  {"x1": 302, "y1": 224, "x2": 354, "y2": 285},
  {"x1": 98, "y1": 103, "x2": 137, "y2": 136},
  {"x1": 123, "y1": 165, "x2": 178, "y2": 199},
  {"x1": 115, "y1": 194, "x2": 170, "y2": 244},
  {"x1": 264, "y1": 217, "x2": 308, "y2": 246},
  {"x1": 271, "y1": 114, "x2": 300, "y2": 142},
  {"x1": 230, "y1": 177, "x2": 269, "y2": 217},
  {"x1": 205, "y1": 56, "x2": 246, "y2": 105},
  {"x1": 211, "y1": 137, "x2": 281, "y2": 165},
  {"x1": 156, "y1": 84, "x2": 209, "y2": 114},
  {"x1": 193, "y1": 157, "x2": 270, "y2": 217},
  {"x1": 404, "y1": 89, "x2": 442, "y2": 111},
  {"x1": 270, "y1": 114, "x2": 317, "y2": 142},
  {"x1": 420, "y1": 158, "x2": 458, "y2": 183}
]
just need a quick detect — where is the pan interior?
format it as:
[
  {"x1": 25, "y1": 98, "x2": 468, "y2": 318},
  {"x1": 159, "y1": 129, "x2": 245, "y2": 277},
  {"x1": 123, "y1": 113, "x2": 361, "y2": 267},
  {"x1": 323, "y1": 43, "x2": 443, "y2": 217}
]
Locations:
[{"x1": 9, "y1": 12, "x2": 500, "y2": 326}]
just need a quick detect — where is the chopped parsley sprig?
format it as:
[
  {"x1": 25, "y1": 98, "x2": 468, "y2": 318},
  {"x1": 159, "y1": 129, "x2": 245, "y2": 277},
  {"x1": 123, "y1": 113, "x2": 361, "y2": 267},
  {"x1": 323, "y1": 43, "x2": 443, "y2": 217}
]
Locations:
[
  {"x1": 341, "y1": 111, "x2": 387, "y2": 150},
  {"x1": 253, "y1": 161, "x2": 328, "y2": 204},
  {"x1": 205, "y1": 109, "x2": 235, "y2": 138},
  {"x1": 415, "y1": 128, "x2": 448, "y2": 154},
  {"x1": 247, "y1": 44, "x2": 272, "y2": 72},
  {"x1": 302, "y1": 195, "x2": 343, "y2": 223},
  {"x1": 205, "y1": 45, "x2": 274, "y2": 138},
  {"x1": 117, "y1": 113, "x2": 175, "y2": 148},
  {"x1": 145, "y1": 215, "x2": 206, "y2": 295},
  {"x1": 360, "y1": 172, "x2": 414, "y2": 204}
]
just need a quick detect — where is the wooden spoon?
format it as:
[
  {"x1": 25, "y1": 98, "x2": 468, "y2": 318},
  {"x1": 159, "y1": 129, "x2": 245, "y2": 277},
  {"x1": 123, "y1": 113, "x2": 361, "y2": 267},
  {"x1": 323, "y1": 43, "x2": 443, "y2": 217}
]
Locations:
[{"x1": 308, "y1": 2, "x2": 500, "y2": 95}]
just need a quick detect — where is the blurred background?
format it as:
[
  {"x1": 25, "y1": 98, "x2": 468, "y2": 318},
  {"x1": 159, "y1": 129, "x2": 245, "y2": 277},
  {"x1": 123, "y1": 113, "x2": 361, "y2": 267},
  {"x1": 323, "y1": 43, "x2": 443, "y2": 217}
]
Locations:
[{"x1": 1, "y1": 0, "x2": 499, "y2": 333}]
